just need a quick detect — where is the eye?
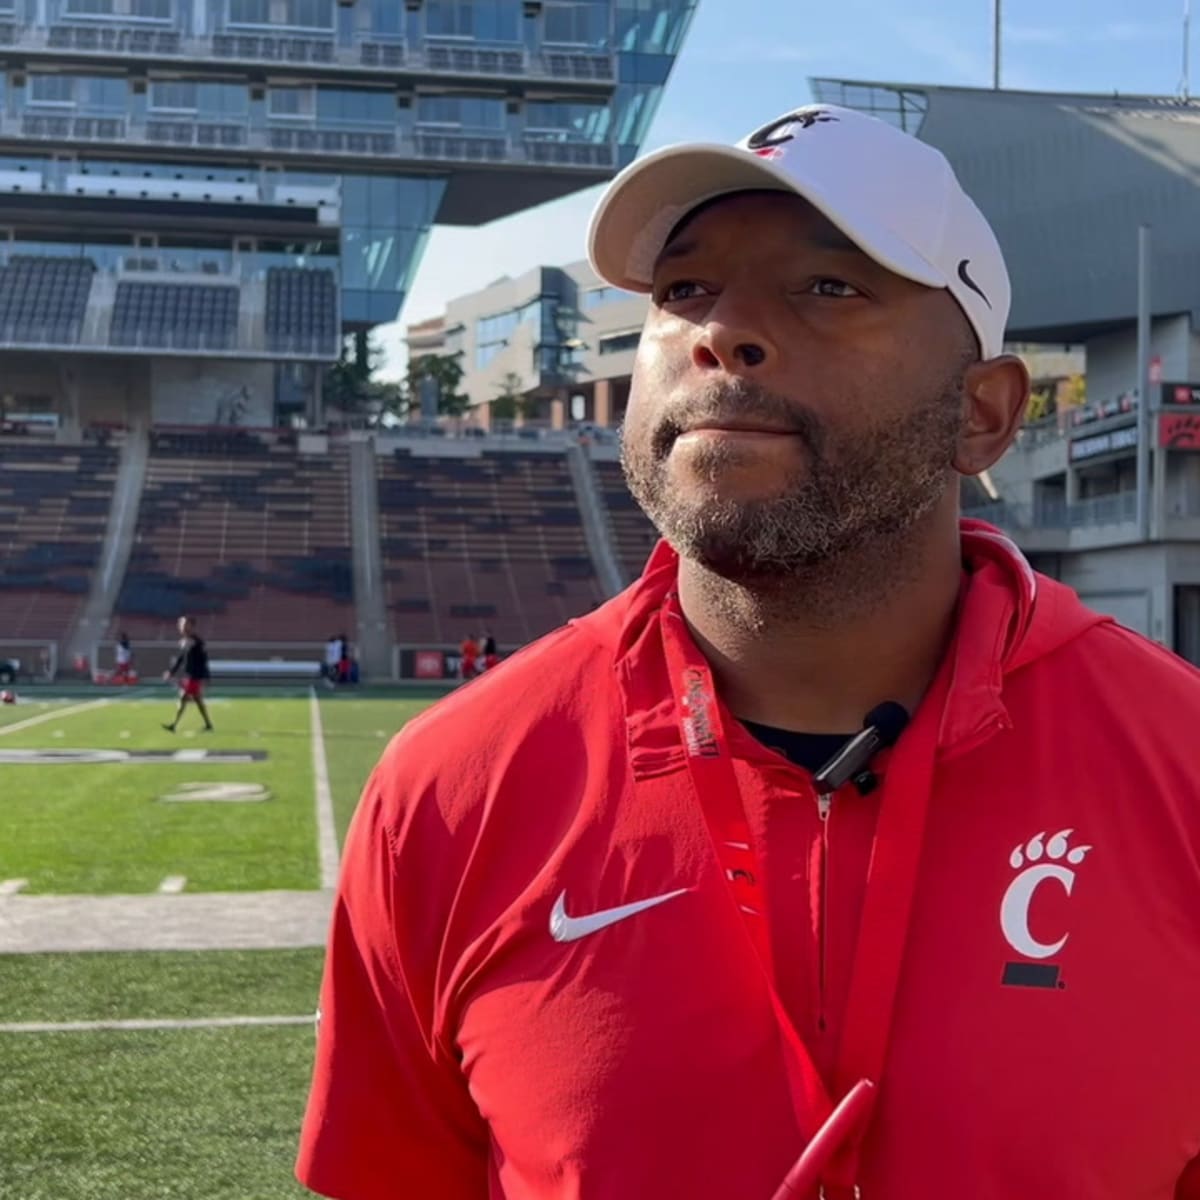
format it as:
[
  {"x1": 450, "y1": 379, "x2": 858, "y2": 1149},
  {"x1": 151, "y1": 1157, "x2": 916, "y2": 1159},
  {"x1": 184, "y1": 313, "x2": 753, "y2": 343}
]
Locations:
[
  {"x1": 807, "y1": 278, "x2": 862, "y2": 298},
  {"x1": 658, "y1": 280, "x2": 710, "y2": 303}
]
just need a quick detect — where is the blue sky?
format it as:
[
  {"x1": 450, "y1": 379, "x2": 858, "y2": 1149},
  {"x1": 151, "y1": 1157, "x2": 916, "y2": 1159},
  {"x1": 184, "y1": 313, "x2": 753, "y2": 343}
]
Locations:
[{"x1": 378, "y1": 0, "x2": 1195, "y2": 375}]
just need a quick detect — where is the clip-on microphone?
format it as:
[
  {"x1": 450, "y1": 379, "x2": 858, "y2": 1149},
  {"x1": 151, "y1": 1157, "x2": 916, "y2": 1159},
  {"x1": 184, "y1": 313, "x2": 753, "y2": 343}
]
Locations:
[{"x1": 812, "y1": 701, "x2": 910, "y2": 797}]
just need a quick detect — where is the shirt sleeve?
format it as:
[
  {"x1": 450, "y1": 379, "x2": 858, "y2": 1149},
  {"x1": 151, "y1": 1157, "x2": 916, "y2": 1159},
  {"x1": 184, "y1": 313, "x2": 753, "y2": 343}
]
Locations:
[{"x1": 296, "y1": 772, "x2": 490, "y2": 1200}]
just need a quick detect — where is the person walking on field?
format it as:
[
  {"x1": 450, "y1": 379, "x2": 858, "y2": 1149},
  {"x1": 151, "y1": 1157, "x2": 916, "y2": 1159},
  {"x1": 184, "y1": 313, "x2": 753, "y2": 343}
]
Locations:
[
  {"x1": 297, "y1": 105, "x2": 1200, "y2": 1200},
  {"x1": 162, "y1": 615, "x2": 213, "y2": 733}
]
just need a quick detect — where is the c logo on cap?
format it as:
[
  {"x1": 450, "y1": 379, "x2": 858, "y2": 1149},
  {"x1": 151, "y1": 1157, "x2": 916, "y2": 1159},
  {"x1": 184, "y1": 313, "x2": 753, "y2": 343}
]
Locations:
[{"x1": 746, "y1": 109, "x2": 839, "y2": 151}]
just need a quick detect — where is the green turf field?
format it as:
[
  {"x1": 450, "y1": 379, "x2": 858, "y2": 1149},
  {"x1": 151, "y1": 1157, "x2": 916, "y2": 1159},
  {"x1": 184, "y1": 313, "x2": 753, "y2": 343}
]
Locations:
[{"x1": 0, "y1": 687, "x2": 439, "y2": 1200}]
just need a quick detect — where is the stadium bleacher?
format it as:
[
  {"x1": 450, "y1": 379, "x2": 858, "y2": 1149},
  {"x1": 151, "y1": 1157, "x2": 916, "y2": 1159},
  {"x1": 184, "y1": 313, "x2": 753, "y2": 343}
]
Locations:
[
  {"x1": 377, "y1": 448, "x2": 605, "y2": 645},
  {"x1": 0, "y1": 255, "x2": 96, "y2": 344},
  {"x1": 114, "y1": 428, "x2": 353, "y2": 642},
  {"x1": 0, "y1": 434, "x2": 119, "y2": 640},
  {"x1": 591, "y1": 458, "x2": 659, "y2": 584},
  {"x1": 266, "y1": 267, "x2": 338, "y2": 355},
  {"x1": 110, "y1": 281, "x2": 240, "y2": 351}
]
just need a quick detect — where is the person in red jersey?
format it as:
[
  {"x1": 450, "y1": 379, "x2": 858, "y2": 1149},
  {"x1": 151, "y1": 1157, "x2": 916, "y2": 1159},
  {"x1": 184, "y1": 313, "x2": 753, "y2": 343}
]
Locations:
[
  {"x1": 459, "y1": 633, "x2": 479, "y2": 681},
  {"x1": 297, "y1": 105, "x2": 1200, "y2": 1200}
]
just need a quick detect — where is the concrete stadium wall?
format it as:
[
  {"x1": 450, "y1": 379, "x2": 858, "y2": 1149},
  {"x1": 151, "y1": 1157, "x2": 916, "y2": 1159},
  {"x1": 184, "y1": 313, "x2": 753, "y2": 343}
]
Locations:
[{"x1": 150, "y1": 359, "x2": 273, "y2": 427}]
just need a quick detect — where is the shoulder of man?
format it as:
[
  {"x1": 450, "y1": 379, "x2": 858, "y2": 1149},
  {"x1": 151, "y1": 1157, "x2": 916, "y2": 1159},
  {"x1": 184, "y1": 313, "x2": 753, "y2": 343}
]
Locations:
[
  {"x1": 1021, "y1": 616, "x2": 1200, "y2": 793},
  {"x1": 370, "y1": 603, "x2": 632, "y2": 826}
]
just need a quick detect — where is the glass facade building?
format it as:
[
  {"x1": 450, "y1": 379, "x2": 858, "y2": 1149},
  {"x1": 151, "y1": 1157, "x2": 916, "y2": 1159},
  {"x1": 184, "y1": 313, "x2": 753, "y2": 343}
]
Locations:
[{"x1": 0, "y1": 0, "x2": 697, "y2": 338}]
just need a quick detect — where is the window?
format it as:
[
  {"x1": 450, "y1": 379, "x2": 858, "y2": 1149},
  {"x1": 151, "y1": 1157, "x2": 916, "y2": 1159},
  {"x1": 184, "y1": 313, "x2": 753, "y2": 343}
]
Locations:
[
  {"x1": 227, "y1": 0, "x2": 270, "y2": 24},
  {"x1": 233, "y1": 0, "x2": 333, "y2": 25},
  {"x1": 29, "y1": 76, "x2": 76, "y2": 106},
  {"x1": 476, "y1": 342, "x2": 504, "y2": 369},
  {"x1": 64, "y1": 0, "x2": 115, "y2": 14},
  {"x1": 371, "y1": 0, "x2": 404, "y2": 36},
  {"x1": 269, "y1": 86, "x2": 314, "y2": 119},
  {"x1": 426, "y1": 0, "x2": 519, "y2": 41},
  {"x1": 316, "y1": 88, "x2": 394, "y2": 127},
  {"x1": 132, "y1": 0, "x2": 173, "y2": 17},
  {"x1": 599, "y1": 330, "x2": 640, "y2": 355},
  {"x1": 150, "y1": 80, "x2": 197, "y2": 112},
  {"x1": 197, "y1": 82, "x2": 248, "y2": 119},
  {"x1": 583, "y1": 285, "x2": 632, "y2": 309},
  {"x1": 416, "y1": 95, "x2": 505, "y2": 130},
  {"x1": 77, "y1": 77, "x2": 128, "y2": 111},
  {"x1": 543, "y1": 1, "x2": 609, "y2": 47},
  {"x1": 525, "y1": 101, "x2": 609, "y2": 141}
]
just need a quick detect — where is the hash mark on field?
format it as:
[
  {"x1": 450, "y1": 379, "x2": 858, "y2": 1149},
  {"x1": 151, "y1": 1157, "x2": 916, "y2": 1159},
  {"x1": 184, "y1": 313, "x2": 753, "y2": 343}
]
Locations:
[
  {"x1": 0, "y1": 879, "x2": 28, "y2": 896},
  {"x1": 309, "y1": 688, "x2": 339, "y2": 889},
  {"x1": 119, "y1": 730, "x2": 131, "y2": 739},
  {"x1": 158, "y1": 875, "x2": 187, "y2": 894},
  {"x1": 0, "y1": 1014, "x2": 316, "y2": 1035}
]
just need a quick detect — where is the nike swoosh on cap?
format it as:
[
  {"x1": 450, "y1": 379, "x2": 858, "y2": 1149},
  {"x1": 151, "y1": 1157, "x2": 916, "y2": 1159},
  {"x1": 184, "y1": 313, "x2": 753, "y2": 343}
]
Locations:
[
  {"x1": 550, "y1": 888, "x2": 690, "y2": 943},
  {"x1": 957, "y1": 258, "x2": 992, "y2": 309}
]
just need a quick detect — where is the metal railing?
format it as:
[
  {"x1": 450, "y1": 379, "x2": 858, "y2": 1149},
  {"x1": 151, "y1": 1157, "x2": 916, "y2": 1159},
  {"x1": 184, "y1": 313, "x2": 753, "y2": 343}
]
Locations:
[
  {"x1": 6, "y1": 111, "x2": 616, "y2": 169},
  {"x1": 1, "y1": 21, "x2": 617, "y2": 86},
  {"x1": 968, "y1": 491, "x2": 1138, "y2": 532}
]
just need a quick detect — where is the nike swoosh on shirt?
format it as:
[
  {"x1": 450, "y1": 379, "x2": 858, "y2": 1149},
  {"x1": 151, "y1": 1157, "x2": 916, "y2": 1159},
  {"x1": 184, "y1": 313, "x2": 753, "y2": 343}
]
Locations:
[{"x1": 549, "y1": 888, "x2": 690, "y2": 943}]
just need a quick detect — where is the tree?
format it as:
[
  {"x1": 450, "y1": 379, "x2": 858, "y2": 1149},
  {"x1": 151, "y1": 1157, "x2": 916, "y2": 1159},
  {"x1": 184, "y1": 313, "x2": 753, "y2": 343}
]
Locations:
[
  {"x1": 491, "y1": 371, "x2": 525, "y2": 423},
  {"x1": 323, "y1": 334, "x2": 406, "y2": 422},
  {"x1": 406, "y1": 352, "x2": 470, "y2": 418}
]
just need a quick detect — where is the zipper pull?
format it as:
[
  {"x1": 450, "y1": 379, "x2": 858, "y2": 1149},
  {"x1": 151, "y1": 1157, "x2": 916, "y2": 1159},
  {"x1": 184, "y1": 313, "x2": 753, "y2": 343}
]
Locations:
[{"x1": 816, "y1": 790, "x2": 833, "y2": 821}]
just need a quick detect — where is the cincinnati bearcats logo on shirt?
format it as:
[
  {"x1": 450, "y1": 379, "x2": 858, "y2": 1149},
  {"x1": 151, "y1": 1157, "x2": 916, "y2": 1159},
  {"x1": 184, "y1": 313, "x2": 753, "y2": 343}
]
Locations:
[{"x1": 999, "y1": 829, "x2": 1092, "y2": 989}]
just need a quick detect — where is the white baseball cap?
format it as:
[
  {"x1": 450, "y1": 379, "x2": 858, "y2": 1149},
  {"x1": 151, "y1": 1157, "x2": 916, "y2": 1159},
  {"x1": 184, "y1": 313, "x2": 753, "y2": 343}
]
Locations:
[{"x1": 587, "y1": 103, "x2": 1010, "y2": 360}]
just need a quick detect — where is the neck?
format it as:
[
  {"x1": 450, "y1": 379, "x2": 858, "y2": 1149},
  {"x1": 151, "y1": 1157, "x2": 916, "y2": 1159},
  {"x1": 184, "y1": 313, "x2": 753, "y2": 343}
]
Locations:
[{"x1": 677, "y1": 517, "x2": 962, "y2": 735}]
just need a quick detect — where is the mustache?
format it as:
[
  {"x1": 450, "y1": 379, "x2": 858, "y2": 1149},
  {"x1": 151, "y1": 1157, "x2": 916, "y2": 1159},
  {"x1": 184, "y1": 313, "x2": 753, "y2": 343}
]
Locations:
[{"x1": 648, "y1": 379, "x2": 825, "y2": 459}]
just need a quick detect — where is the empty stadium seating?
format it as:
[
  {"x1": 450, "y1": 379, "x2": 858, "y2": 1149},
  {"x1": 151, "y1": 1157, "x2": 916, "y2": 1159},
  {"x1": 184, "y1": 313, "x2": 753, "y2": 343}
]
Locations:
[
  {"x1": 114, "y1": 429, "x2": 353, "y2": 642},
  {"x1": 110, "y1": 281, "x2": 240, "y2": 351},
  {"x1": 377, "y1": 448, "x2": 604, "y2": 645},
  {"x1": 0, "y1": 434, "x2": 119, "y2": 640},
  {"x1": 266, "y1": 268, "x2": 338, "y2": 356},
  {"x1": 592, "y1": 458, "x2": 659, "y2": 584},
  {"x1": 0, "y1": 255, "x2": 95, "y2": 344}
]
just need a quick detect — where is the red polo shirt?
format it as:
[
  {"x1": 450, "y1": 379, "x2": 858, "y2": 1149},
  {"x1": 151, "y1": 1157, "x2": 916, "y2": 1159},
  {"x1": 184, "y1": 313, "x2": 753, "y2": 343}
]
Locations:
[{"x1": 298, "y1": 521, "x2": 1200, "y2": 1199}]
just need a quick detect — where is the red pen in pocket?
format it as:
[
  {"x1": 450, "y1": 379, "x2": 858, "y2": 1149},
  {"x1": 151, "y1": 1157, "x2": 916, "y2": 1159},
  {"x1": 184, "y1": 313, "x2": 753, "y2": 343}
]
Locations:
[{"x1": 770, "y1": 1079, "x2": 876, "y2": 1200}]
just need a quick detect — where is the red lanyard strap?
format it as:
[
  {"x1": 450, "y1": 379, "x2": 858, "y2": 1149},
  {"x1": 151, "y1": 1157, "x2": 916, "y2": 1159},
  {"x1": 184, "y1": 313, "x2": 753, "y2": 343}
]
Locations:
[{"x1": 659, "y1": 593, "x2": 946, "y2": 1194}]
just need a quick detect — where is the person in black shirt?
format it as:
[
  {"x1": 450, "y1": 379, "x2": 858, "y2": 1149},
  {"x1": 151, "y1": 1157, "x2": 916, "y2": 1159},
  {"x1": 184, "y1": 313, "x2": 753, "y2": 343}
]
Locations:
[{"x1": 162, "y1": 615, "x2": 213, "y2": 733}]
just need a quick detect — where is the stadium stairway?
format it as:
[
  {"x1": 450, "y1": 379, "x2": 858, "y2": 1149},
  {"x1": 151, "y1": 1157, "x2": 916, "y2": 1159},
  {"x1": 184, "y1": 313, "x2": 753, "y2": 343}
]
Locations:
[
  {"x1": 565, "y1": 442, "x2": 625, "y2": 597},
  {"x1": 66, "y1": 424, "x2": 149, "y2": 666},
  {"x1": 347, "y1": 435, "x2": 392, "y2": 679}
]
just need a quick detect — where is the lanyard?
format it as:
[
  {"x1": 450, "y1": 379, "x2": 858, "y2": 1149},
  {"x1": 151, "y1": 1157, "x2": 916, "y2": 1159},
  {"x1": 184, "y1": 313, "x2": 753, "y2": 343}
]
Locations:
[{"x1": 658, "y1": 591, "x2": 947, "y2": 1196}]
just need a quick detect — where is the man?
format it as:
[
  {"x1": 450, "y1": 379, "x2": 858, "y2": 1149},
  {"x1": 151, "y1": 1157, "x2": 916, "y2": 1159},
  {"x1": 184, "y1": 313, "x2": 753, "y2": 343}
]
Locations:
[
  {"x1": 161, "y1": 615, "x2": 213, "y2": 733},
  {"x1": 481, "y1": 629, "x2": 499, "y2": 672},
  {"x1": 458, "y1": 632, "x2": 478, "y2": 682},
  {"x1": 113, "y1": 632, "x2": 134, "y2": 684},
  {"x1": 324, "y1": 635, "x2": 341, "y2": 688},
  {"x1": 297, "y1": 106, "x2": 1200, "y2": 1199}
]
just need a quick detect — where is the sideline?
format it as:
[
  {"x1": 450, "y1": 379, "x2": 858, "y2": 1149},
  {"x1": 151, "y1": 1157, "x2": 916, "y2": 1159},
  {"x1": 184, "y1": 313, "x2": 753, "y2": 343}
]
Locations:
[
  {"x1": 0, "y1": 1014, "x2": 315, "y2": 1034},
  {"x1": 309, "y1": 688, "x2": 340, "y2": 889}
]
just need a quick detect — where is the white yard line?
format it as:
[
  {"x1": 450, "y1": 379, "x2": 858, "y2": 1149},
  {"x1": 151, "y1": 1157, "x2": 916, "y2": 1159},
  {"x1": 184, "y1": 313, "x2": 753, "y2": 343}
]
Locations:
[
  {"x1": 309, "y1": 687, "x2": 340, "y2": 889},
  {"x1": 0, "y1": 1014, "x2": 316, "y2": 1035},
  {"x1": 158, "y1": 876, "x2": 187, "y2": 894},
  {"x1": 0, "y1": 696, "x2": 115, "y2": 737},
  {"x1": 0, "y1": 689, "x2": 152, "y2": 738},
  {"x1": 0, "y1": 879, "x2": 28, "y2": 895}
]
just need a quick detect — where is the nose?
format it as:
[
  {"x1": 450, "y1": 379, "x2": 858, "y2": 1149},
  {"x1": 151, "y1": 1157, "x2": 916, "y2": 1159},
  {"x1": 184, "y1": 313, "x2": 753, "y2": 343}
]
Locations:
[{"x1": 691, "y1": 296, "x2": 778, "y2": 375}]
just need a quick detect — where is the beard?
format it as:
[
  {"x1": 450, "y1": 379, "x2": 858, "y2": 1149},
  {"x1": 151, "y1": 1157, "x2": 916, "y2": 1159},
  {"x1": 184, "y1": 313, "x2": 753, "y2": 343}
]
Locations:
[{"x1": 620, "y1": 370, "x2": 967, "y2": 585}]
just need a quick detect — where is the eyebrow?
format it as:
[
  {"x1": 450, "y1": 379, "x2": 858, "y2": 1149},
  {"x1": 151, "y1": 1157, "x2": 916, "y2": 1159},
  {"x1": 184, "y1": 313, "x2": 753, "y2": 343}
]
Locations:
[{"x1": 655, "y1": 222, "x2": 867, "y2": 268}]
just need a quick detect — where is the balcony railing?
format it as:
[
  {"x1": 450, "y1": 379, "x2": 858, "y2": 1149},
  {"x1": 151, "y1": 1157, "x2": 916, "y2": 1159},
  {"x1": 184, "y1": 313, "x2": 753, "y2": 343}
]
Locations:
[
  {"x1": 968, "y1": 491, "x2": 1138, "y2": 533},
  {"x1": 0, "y1": 22, "x2": 616, "y2": 86},
  {"x1": 5, "y1": 112, "x2": 616, "y2": 170}
]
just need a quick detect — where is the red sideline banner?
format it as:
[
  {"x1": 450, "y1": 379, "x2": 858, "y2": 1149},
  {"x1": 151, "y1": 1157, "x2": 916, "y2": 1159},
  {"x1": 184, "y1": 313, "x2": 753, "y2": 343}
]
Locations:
[
  {"x1": 1159, "y1": 412, "x2": 1200, "y2": 450},
  {"x1": 413, "y1": 651, "x2": 445, "y2": 679}
]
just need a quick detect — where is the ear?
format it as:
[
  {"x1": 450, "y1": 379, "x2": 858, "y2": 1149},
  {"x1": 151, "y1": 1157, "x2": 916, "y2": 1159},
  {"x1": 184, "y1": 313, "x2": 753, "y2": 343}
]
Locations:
[{"x1": 954, "y1": 354, "x2": 1030, "y2": 476}]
